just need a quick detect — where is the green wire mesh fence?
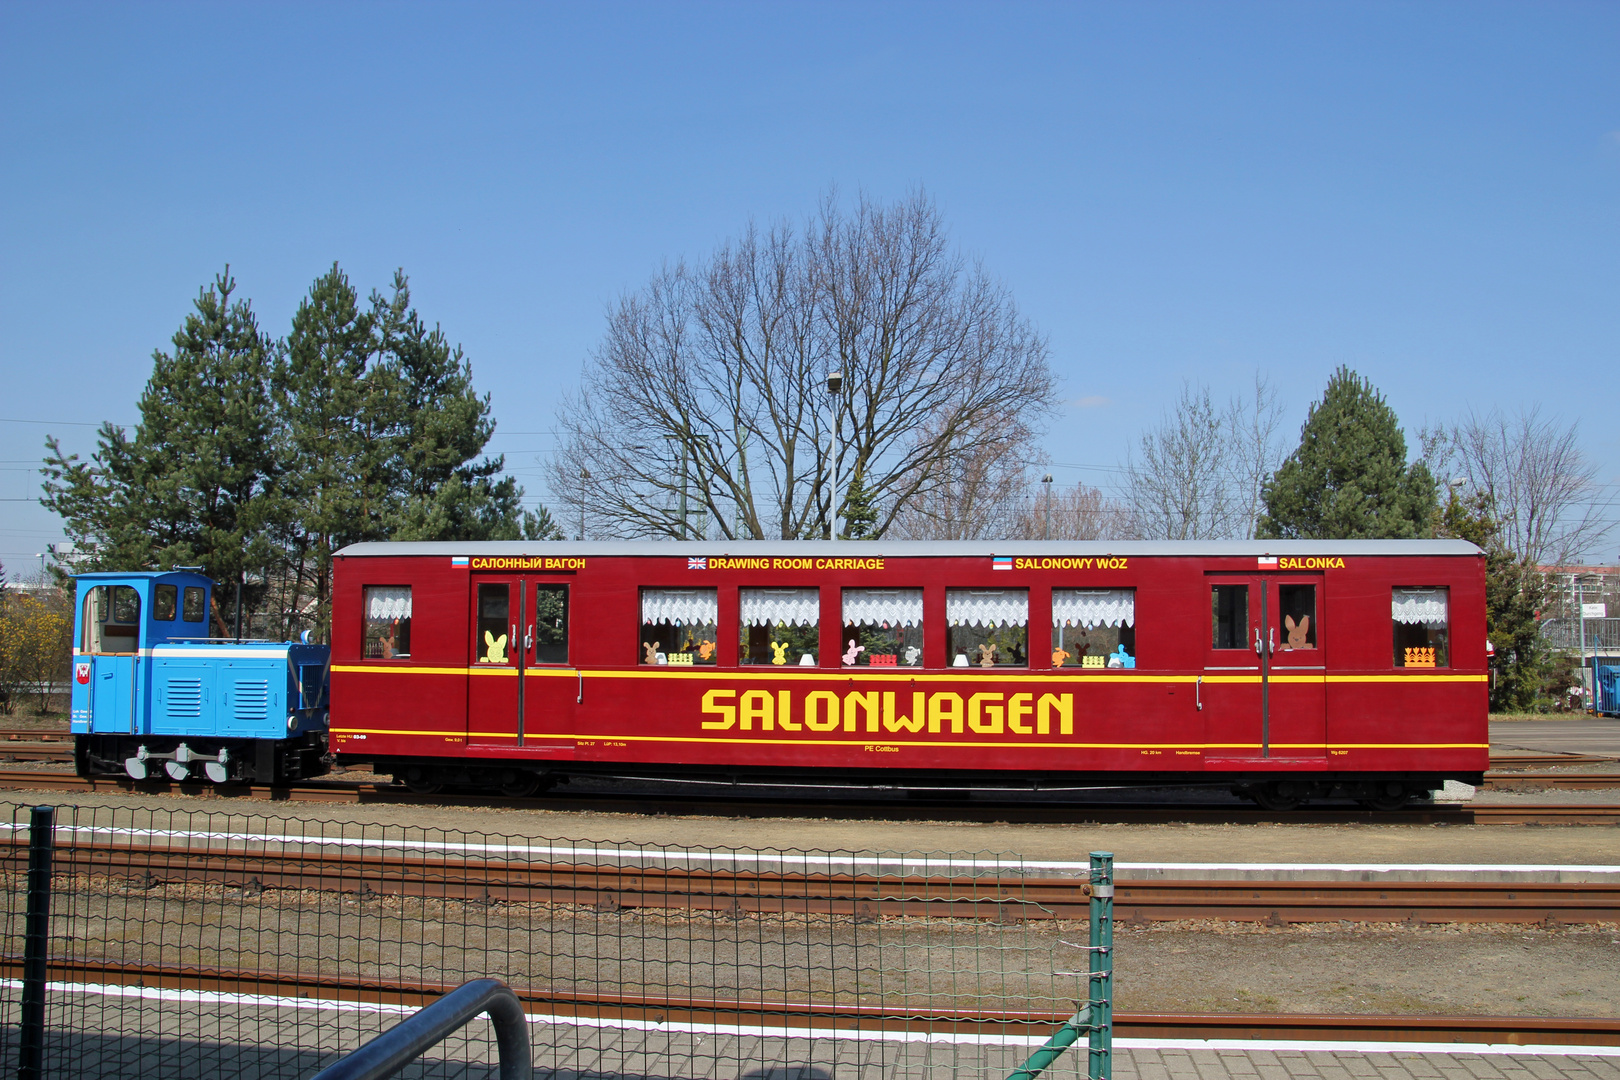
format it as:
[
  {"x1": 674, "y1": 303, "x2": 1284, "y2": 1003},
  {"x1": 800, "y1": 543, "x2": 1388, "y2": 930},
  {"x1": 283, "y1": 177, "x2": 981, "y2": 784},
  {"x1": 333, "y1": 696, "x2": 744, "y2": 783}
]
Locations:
[{"x1": 0, "y1": 802, "x2": 1111, "y2": 1079}]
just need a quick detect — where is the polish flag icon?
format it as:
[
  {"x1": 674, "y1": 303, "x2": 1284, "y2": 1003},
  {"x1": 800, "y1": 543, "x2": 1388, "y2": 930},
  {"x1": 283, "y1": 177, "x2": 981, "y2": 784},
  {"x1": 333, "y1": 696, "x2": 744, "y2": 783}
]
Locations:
[{"x1": 75, "y1": 662, "x2": 91, "y2": 685}]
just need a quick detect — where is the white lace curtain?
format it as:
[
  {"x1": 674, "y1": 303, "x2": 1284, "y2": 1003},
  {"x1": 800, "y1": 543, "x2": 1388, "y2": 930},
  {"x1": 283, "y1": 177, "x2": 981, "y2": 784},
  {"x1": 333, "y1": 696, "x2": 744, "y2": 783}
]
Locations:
[
  {"x1": 1392, "y1": 588, "x2": 1448, "y2": 626},
  {"x1": 1052, "y1": 589, "x2": 1135, "y2": 628},
  {"x1": 740, "y1": 588, "x2": 820, "y2": 627},
  {"x1": 843, "y1": 588, "x2": 923, "y2": 627},
  {"x1": 365, "y1": 586, "x2": 412, "y2": 623},
  {"x1": 946, "y1": 589, "x2": 1029, "y2": 628},
  {"x1": 642, "y1": 588, "x2": 718, "y2": 626}
]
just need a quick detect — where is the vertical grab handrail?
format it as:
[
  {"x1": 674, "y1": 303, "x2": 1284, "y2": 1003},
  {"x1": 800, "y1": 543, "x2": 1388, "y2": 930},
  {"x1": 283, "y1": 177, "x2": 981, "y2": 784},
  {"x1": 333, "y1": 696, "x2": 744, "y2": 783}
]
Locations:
[
  {"x1": 311, "y1": 978, "x2": 531, "y2": 1080},
  {"x1": 1006, "y1": 851, "x2": 1113, "y2": 1080},
  {"x1": 18, "y1": 805, "x2": 56, "y2": 1080}
]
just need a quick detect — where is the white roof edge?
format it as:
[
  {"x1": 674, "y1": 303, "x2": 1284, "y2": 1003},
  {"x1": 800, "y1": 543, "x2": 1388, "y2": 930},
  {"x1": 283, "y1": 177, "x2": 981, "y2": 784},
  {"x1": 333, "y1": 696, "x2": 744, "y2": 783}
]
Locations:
[{"x1": 336, "y1": 539, "x2": 1484, "y2": 558}]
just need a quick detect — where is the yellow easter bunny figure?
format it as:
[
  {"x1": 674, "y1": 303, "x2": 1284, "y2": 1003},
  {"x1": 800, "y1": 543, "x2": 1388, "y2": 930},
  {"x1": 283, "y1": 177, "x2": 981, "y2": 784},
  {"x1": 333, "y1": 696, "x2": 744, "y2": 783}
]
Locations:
[
  {"x1": 770, "y1": 641, "x2": 789, "y2": 665},
  {"x1": 483, "y1": 630, "x2": 508, "y2": 664}
]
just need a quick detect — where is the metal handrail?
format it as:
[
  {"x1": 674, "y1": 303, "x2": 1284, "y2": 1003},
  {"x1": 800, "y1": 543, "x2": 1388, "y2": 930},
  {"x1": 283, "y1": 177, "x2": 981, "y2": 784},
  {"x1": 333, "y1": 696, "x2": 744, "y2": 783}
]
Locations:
[{"x1": 311, "y1": 978, "x2": 531, "y2": 1080}]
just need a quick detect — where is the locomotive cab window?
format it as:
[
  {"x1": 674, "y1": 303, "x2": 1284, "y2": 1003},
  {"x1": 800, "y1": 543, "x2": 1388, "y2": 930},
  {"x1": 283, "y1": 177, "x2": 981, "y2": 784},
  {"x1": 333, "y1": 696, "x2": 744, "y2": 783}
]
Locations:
[
  {"x1": 1052, "y1": 589, "x2": 1135, "y2": 669},
  {"x1": 842, "y1": 588, "x2": 923, "y2": 666},
  {"x1": 153, "y1": 584, "x2": 178, "y2": 622},
  {"x1": 182, "y1": 586, "x2": 206, "y2": 623},
  {"x1": 82, "y1": 584, "x2": 141, "y2": 655},
  {"x1": 1211, "y1": 585, "x2": 1248, "y2": 650},
  {"x1": 363, "y1": 586, "x2": 412, "y2": 660},
  {"x1": 1393, "y1": 587, "x2": 1449, "y2": 668},
  {"x1": 533, "y1": 584, "x2": 569, "y2": 665},
  {"x1": 740, "y1": 587, "x2": 818, "y2": 666},
  {"x1": 640, "y1": 588, "x2": 717, "y2": 665},
  {"x1": 1276, "y1": 584, "x2": 1316, "y2": 651},
  {"x1": 947, "y1": 589, "x2": 1028, "y2": 668}
]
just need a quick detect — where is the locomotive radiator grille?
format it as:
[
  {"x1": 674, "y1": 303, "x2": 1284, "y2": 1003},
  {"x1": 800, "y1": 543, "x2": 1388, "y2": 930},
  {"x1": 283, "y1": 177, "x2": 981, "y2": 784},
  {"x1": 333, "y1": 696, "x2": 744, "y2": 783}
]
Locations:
[
  {"x1": 164, "y1": 678, "x2": 203, "y2": 720},
  {"x1": 232, "y1": 679, "x2": 271, "y2": 723}
]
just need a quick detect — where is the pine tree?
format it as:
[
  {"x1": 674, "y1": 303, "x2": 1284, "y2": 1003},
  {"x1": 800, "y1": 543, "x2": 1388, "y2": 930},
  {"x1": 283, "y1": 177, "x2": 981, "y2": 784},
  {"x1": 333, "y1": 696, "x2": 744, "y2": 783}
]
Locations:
[
  {"x1": 42, "y1": 269, "x2": 278, "y2": 599},
  {"x1": 275, "y1": 264, "x2": 384, "y2": 639},
  {"x1": 1258, "y1": 367, "x2": 1437, "y2": 539},
  {"x1": 370, "y1": 272, "x2": 524, "y2": 541}
]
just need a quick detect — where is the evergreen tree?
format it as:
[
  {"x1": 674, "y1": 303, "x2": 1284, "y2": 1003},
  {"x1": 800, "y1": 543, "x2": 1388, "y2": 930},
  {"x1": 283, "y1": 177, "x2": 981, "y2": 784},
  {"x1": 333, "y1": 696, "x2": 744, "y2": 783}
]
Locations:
[
  {"x1": 42, "y1": 269, "x2": 278, "y2": 604},
  {"x1": 370, "y1": 272, "x2": 524, "y2": 541},
  {"x1": 275, "y1": 263, "x2": 385, "y2": 638},
  {"x1": 522, "y1": 505, "x2": 566, "y2": 540},
  {"x1": 1435, "y1": 490, "x2": 1551, "y2": 712},
  {"x1": 1258, "y1": 367, "x2": 1437, "y2": 539},
  {"x1": 840, "y1": 474, "x2": 879, "y2": 540}
]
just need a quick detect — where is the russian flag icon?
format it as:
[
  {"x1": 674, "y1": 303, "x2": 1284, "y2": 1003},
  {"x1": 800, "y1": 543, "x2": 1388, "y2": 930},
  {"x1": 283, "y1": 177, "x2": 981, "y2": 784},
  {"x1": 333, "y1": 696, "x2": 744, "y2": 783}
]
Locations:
[
  {"x1": 992, "y1": 556, "x2": 1013, "y2": 571},
  {"x1": 451, "y1": 556, "x2": 469, "y2": 567}
]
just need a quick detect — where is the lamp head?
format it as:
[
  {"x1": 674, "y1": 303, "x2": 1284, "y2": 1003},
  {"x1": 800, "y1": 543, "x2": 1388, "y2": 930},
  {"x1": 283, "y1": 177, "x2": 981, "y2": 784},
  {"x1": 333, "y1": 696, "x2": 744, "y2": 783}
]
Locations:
[{"x1": 827, "y1": 372, "x2": 843, "y2": 394}]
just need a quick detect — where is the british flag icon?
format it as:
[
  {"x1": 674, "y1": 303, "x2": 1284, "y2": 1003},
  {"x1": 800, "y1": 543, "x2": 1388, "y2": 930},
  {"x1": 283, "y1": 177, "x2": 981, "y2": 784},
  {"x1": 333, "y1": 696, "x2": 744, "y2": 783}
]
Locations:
[{"x1": 687, "y1": 557, "x2": 707, "y2": 570}]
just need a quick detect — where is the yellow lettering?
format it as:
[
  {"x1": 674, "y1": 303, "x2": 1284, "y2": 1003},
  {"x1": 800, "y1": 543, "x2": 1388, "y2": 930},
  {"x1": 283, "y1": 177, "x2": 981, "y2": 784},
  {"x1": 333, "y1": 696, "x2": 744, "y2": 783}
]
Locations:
[
  {"x1": 1038, "y1": 693, "x2": 1073, "y2": 735},
  {"x1": 776, "y1": 689, "x2": 800, "y2": 730},
  {"x1": 882, "y1": 691, "x2": 925, "y2": 733},
  {"x1": 968, "y1": 692, "x2": 1004, "y2": 734},
  {"x1": 1007, "y1": 693, "x2": 1034, "y2": 735},
  {"x1": 845, "y1": 691, "x2": 880, "y2": 732},
  {"x1": 701, "y1": 689, "x2": 736, "y2": 730},
  {"x1": 805, "y1": 691, "x2": 840, "y2": 732},
  {"x1": 929, "y1": 692, "x2": 964, "y2": 734},
  {"x1": 739, "y1": 690, "x2": 772, "y2": 732}
]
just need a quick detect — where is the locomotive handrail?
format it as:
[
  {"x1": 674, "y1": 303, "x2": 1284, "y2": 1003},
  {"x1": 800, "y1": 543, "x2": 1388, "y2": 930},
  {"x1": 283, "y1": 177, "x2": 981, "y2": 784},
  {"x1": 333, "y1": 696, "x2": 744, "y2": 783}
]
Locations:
[{"x1": 310, "y1": 978, "x2": 531, "y2": 1080}]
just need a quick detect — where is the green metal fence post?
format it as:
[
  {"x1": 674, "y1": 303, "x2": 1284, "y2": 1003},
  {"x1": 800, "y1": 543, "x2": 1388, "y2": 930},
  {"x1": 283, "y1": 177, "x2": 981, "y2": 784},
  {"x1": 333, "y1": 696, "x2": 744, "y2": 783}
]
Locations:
[{"x1": 1090, "y1": 850, "x2": 1113, "y2": 1080}]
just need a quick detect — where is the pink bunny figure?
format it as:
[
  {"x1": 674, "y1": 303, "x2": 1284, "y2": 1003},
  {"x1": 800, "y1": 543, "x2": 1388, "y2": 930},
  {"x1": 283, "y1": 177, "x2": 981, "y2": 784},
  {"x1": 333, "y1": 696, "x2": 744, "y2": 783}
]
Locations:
[{"x1": 842, "y1": 639, "x2": 866, "y2": 666}]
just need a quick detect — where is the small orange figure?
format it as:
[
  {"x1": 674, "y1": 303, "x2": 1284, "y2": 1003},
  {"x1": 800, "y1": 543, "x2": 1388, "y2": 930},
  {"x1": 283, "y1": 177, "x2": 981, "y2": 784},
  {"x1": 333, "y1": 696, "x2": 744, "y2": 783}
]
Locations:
[
  {"x1": 1051, "y1": 647, "x2": 1070, "y2": 668},
  {"x1": 697, "y1": 640, "x2": 715, "y2": 661}
]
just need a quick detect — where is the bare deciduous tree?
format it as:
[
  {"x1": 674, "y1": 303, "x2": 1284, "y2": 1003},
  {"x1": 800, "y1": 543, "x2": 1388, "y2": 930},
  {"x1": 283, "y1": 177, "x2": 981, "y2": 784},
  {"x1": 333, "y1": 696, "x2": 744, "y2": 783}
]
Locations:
[
  {"x1": 550, "y1": 191, "x2": 1057, "y2": 539},
  {"x1": 1124, "y1": 375, "x2": 1284, "y2": 541},
  {"x1": 1429, "y1": 407, "x2": 1613, "y2": 566}
]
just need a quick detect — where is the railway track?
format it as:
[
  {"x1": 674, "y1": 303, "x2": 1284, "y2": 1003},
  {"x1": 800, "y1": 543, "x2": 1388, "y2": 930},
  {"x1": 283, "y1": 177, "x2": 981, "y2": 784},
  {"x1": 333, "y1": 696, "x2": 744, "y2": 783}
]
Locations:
[
  {"x1": 2, "y1": 957, "x2": 1613, "y2": 1047},
  {"x1": 1, "y1": 768, "x2": 1618, "y2": 824},
  {"x1": 10, "y1": 838, "x2": 1617, "y2": 924}
]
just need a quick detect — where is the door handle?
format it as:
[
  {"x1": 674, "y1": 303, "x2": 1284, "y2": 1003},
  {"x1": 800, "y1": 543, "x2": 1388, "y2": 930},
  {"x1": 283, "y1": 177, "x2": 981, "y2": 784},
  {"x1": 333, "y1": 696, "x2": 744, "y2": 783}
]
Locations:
[
  {"x1": 1196, "y1": 675, "x2": 1203, "y2": 711},
  {"x1": 1269, "y1": 628, "x2": 1277, "y2": 655},
  {"x1": 1253, "y1": 628, "x2": 1262, "y2": 655},
  {"x1": 526, "y1": 625, "x2": 535, "y2": 653}
]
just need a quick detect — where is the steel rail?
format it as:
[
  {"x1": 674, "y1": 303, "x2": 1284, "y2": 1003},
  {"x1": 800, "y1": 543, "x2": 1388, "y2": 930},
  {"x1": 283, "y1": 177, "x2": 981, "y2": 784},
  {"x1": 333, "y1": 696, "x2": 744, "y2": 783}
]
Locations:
[
  {"x1": 0, "y1": 957, "x2": 1612, "y2": 1047},
  {"x1": 7, "y1": 839, "x2": 1616, "y2": 924},
  {"x1": 1, "y1": 769, "x2": 1617, "y2": 824}
]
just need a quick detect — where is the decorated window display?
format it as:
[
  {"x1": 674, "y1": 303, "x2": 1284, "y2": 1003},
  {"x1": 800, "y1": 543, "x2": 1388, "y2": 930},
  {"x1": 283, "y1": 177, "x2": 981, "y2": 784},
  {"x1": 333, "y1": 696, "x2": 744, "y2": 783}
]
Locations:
[
  {"x1": 946, "y1": 589, "x2": 1028, "y2": 668},
  {"x1": 739, "y1": 587, "x2": 819, "y2": 666},
  {"x1": 640, "y1": 588, "x2": 718, "y2": 665},
  {"x1": 842, "y1": 588, "x2": 923, "y2": 666},
  {"x1": 363, "y1": 586, "x2": 412, "y2": 659},
  {"x1": 1051, "y1": 589, "x2": 1135, "y2": 669},
  {"x1": 1392, "y1": 587, "x2": 1448, "y2": 668}
]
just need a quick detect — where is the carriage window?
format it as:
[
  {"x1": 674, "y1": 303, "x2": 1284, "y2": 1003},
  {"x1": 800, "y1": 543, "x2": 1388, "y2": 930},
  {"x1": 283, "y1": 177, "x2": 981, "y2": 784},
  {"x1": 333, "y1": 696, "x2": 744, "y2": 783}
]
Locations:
[
  {"x1": 153, "y1": 584, "x2": 178, "y2": 622},
  {"x1": 641, "y1": 588, "x2": 717, "y2": 665},
  {"x1": 1393, "y1": 587, "x2": 1449, "y2": 668},
  {"x1": 1052, "y1": 589, "x2": 1135, "y2": 669},
  {"x1": 83, "y1": 584, "x2": 141, "y2": 655},
  {"x1": 534, "y1": 585, "x2": 570, "y2": 664},
  {"x1": 843, "y1": 589, "x2": 923, "y2": 666},
  {"x1": 1211, "y1": 585, "x2": 1248, "y2": 650},
  {"x1": 363, "y1": 586, "x2": 412, "y2": 660},
  {"x1": 739, "y1": 588, "x2": 819, "y2": 666},
  {"x1": 1277, "y1": 584, "x2": 1316, "y2": 650},
  {"x1": 947, "y1": 589, "x2": 1028, "y2": 668},
  {"x1": 476, "y1": 584, "x2": 511, "y2": 664},
  {"x1": 182, "y1": 586, "x2": 206, "y2": 623}
]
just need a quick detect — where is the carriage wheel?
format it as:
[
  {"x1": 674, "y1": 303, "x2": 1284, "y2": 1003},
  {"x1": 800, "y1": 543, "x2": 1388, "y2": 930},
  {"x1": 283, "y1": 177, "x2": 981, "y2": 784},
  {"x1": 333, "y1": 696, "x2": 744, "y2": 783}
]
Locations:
[
  {"x1": 496, "y1": 771, "x2": 540, "y2": 798},
  {"x1": 1250, "y1": 781, "x2": 1306, "y2": 812},
  {"x1": 1357, "y1": 782, "x2": 1411, "y2": 811},
  {"x1": 399, "y1": 768, "x2": 443, "y2": 795}
]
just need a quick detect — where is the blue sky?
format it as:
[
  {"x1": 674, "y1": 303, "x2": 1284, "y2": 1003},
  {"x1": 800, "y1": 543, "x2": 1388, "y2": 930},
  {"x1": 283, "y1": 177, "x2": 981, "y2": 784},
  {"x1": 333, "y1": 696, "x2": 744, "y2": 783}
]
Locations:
[{"x1": 2, "y1": 1, "x2": 1616, "y2": 575}]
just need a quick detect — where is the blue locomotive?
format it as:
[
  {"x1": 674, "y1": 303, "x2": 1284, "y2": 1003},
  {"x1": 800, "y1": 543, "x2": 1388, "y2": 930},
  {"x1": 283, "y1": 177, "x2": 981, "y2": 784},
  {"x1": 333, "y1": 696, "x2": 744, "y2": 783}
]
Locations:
[{"x1": 70, "y1": 571, "x2": 331, "y2": 784}]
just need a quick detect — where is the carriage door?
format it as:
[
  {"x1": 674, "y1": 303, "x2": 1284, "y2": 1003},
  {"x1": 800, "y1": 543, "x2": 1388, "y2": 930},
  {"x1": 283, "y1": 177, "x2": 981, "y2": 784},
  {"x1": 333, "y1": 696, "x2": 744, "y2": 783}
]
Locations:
[
  {"x1": 467, "y1": 576, "x2": 575, "y2": 756},
  {"x1": 1204, "y1": 574, "x2": 1326, "y2": 760},
  {"x1": 83, "y1": 584, "x2": 143, "y2": 735},
  {"x1": 468, "y1": 578, "x2": 523, "y2": 748}
]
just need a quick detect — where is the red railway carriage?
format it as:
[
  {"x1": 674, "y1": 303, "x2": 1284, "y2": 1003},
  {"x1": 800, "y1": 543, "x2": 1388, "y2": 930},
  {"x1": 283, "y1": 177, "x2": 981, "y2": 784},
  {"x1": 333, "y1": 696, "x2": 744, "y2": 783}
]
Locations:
[{"x1": 330, "y1": 540, "x2": 1487, "y2": 808}]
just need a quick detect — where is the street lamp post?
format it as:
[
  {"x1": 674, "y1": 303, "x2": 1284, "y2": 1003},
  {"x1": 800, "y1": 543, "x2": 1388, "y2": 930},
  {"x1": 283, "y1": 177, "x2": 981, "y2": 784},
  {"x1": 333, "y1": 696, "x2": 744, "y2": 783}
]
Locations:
[
  {"x1": 826, "y1": 371, "x2": 843, "y2": 540},
  {"x1": 1041, "y1": 475, "x2": 1054, "y2": 541},
  {"x1": 578, "y1": 467, "x2": 590, "y2": 541}
]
